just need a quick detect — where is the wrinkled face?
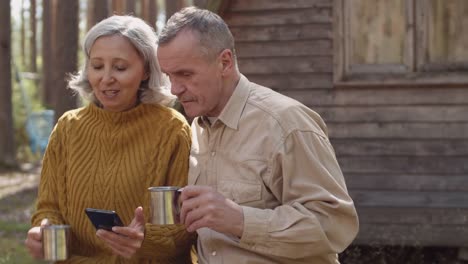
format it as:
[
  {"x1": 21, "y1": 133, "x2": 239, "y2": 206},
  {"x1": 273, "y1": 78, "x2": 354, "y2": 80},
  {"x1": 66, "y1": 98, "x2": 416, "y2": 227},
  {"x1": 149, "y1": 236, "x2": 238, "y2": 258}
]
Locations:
[
  {"x1": 87, "y1": 34, "x2": 148, "y2": 112},
  {"x1": 157, "y1": 31, "x2": 225, "y2": 118}
]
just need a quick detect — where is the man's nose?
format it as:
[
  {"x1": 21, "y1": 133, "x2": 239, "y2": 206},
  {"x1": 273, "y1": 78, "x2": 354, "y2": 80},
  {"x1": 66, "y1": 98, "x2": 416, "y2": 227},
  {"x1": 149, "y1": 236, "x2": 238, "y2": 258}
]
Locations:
[{"x1": 170, "y1": 80, "x2": 185, "y2": 96}]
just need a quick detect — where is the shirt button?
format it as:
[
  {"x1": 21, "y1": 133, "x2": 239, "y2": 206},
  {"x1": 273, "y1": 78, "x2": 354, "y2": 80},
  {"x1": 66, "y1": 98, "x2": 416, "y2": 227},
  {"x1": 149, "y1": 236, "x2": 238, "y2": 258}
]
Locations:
[
  {"x1": 211, "y1": 251, "x2": 217, "y2": 256},
  {"x1": 211, "y1": 151, "x2": 216, "y2": 157}
]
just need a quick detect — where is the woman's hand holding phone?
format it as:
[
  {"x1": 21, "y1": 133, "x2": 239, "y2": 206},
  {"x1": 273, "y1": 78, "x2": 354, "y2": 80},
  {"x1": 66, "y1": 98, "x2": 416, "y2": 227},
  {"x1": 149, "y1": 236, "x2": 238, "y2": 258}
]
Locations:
[{"x1": 95, "y1": 206, "x2": 145, "y2": 259}]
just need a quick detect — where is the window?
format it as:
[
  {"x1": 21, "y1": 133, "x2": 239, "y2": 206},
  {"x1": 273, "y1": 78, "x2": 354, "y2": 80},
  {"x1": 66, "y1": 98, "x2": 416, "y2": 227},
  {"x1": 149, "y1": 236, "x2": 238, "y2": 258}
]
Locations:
[{"x1": 334, "y1": 0, "x2": 468, "y2": 86}]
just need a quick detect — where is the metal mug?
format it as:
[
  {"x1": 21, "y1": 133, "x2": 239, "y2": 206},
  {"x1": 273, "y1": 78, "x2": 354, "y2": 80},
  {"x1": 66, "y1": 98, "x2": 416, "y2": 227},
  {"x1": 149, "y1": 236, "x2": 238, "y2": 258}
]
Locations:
[
  {"x1": 42, "y1": 225, "x2": 71, "y2": 261},
  {"x1": 148, "y1": 186, "x2": 181, "y2": 225}
]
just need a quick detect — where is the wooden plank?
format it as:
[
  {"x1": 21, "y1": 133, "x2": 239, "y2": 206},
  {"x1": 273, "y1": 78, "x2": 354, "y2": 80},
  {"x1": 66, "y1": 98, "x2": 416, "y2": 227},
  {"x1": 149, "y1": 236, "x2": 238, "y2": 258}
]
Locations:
[
  {"x1": 314, "y1": 105, "x2": 468, "y2": 122},
  {"x1": 331, "y1": 139, "x2": 468, "y2": 156},
  {"x1": 238, "y1": 57, "x2": 332, "y2": 74},
  {"x1": 350, "y1": 190, "x2": 468, "y2": 208},
  {"x1": 335, "y1": 72, "x2": 468, "y2": 87},
  {"x1": 230, "y1": 0, "x2": 332, "y2": 11},
  {"x1": 236, "y1": 40, "x2": 332, "y2": 58},
  {"x1": 280, "y1": 87, "x2": 468, "y2": 106},
  {"x1": 345, "y1": 174, "x2": 468, "y2": 192},
  {"x1": 224, "y1": 8, "x2": 331, "y2": 26},
  {"x1": 327, "y1": 123, "x2": 468, "y2": 139},
  {"x1": 333, "y1": 0, "x2": 345, "y2": 82},
  {"x1": 354, "y1": 223, "x2": 468, "y2": 247},
  {"x1": 246, "y1": 73, "x2": 333, "y2": 90},
  {"x1": 340, "y1": 156, "x2": 468, "y2": 174},
  {"x1": 230, "y1": 24, "x2": 332, "y2": 41},
  {"x1": 357, "y1": 207, "x2": 468, "y2": 225}
]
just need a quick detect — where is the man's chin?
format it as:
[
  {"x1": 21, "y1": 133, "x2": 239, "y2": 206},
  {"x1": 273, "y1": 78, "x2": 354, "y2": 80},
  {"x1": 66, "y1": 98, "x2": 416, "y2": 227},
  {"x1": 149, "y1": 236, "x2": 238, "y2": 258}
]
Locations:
[{"x1": 181, "y1": 106, "x2": 198, "y2": 119}]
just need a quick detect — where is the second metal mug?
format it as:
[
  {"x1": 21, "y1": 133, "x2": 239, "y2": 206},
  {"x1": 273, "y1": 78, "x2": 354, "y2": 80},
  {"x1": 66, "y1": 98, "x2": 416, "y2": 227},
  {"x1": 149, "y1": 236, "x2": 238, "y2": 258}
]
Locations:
[
  {"x1": 42, "y1": 225, "x2": 71, "y2": 261},
  {"x1": 148, "y1": 186, "x2": 181, "y2": 225}
]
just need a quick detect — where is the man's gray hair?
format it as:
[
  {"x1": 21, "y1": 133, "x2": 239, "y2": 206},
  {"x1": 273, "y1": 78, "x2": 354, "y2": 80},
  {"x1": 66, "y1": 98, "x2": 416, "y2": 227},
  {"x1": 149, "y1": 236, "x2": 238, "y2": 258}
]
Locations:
[
  {"x1": 68, "y1": 15, "x2": 174, "y2": 106},
  {"x1": 158, "y1": 6, "x2": 236, "y2": 62}
]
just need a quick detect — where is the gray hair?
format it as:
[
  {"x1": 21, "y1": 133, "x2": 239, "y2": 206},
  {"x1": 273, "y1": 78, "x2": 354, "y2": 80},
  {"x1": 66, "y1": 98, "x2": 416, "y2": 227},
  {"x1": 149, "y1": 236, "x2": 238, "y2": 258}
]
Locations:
[
  {"x1": 158, "y1": 6, "x2": 236, "y2": 62},
  {"x1": 68, "y1": 15, "x2": 174, "y2": 106}
]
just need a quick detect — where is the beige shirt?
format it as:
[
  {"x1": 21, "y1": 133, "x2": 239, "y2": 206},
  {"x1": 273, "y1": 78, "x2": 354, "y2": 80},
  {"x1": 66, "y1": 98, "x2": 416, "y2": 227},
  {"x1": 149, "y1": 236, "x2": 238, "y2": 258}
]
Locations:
[{"x1": 189, "y1": 75, "x2": 359, "y2": 264}]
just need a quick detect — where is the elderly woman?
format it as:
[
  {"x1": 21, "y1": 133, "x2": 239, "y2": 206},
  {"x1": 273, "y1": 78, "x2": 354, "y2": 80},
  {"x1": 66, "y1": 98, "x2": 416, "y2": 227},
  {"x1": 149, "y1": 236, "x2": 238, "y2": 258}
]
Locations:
[{"x1": 25, "y1": 15, "x2": 195, "y2": 263}]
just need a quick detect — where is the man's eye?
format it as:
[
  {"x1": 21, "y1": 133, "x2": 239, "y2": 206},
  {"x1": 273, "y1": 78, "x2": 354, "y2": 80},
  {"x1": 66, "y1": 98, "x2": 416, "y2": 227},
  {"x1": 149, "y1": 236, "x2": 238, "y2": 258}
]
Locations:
[{"x1": 182, "y1": 72, "x2": 191, "y2": 77}]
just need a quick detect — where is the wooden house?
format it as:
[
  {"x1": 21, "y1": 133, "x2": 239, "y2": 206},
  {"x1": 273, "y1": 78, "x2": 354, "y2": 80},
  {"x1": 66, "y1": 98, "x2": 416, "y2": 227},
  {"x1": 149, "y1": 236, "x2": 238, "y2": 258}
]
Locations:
[{"x1": 203, "y1": 0, "x2": 468, "y2": 256}]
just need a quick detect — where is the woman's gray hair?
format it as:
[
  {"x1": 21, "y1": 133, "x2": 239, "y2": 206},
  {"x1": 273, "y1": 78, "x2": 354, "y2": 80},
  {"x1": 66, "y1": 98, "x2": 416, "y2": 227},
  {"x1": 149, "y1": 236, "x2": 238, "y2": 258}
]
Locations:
[
  {"x1": 158, "y1": 6, "x2": 236, "y2": 63},
  {"x1": 68, "y1": 15, "x2": 174, "y2": 106}
]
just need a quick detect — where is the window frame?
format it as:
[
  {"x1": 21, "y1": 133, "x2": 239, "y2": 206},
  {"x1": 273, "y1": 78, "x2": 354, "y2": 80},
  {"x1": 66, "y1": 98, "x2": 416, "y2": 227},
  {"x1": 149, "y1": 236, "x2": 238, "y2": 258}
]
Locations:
[{"x1": 333, "y1": 0, "x2": 468, "y2": 87}]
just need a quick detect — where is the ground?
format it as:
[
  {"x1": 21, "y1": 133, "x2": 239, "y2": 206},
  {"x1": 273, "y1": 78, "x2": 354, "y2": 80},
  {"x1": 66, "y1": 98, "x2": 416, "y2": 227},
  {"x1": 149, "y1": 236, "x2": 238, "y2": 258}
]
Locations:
[
  {"x1": 0, "y1": 164, "x2": 45, "y2": 263},
  {"x1": 0, "y1": 165, "x2": 467, "y2": 264}
]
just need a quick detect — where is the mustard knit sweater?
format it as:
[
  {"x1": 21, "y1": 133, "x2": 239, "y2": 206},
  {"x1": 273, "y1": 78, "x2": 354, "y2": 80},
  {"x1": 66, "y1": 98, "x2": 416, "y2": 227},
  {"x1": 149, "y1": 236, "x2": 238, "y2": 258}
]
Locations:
[{"x1": 31, "y1": 103, "x2": 195, "y2": 263}]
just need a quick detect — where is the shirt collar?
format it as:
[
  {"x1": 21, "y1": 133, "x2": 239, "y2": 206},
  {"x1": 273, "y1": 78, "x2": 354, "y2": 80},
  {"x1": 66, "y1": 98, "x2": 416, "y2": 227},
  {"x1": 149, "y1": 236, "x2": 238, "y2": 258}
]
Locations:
[
  {"x1": 217, "y1": 74, "x2": 250, "y2": 130},
  {"x1": 195, "y1": 74, "x2": 250, "y2": 130}
]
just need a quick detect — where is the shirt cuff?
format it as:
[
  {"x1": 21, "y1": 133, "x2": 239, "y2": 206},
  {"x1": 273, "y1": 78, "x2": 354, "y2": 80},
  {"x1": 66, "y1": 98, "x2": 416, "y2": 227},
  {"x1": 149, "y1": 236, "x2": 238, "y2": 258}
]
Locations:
[{"x1": 239, "y1": 206, "x2": 271, "y2": 247}]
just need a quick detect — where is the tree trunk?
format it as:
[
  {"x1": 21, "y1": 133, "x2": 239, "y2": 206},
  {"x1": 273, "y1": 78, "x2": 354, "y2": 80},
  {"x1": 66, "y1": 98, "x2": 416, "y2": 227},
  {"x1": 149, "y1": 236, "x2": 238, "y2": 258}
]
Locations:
[
  {"x1": 149, "y1": 0, "x2": 158, "y2": 29},
  {"x1": 193, "y1": 0, "x2": 207, "y2": 8},
  {"x1": 0, "y1": 0, "x2": 16, "y2": 167},
  {"x1": 41, "y1": 0, "x2": 55, "y2": 108},
  {"x1": 53, "y1": 0, "x2": 79, "y2": 120},
  {"x1": 30, "y1": 0, "x2": 37, "y2": 73},
  {"x1": 166, "y1": 0, "x2": 188, "y2": 21},
  {"x1": 165, "y1": 0, "x2": 179, "y2": 21},
  {"x1": 20, "y1": 0, "x2": 26, "y2": 68},
  {"x1": 126, "y1": 0, "x2": 136, "y2": 15},
  {"x1": 112, "y1": 0, "x2": 126, "y2": 15},
  {"x1": 141, "y1": 0, "x2": 157, "y2": 29},
  {"x1": 87, "y1": 0, "x2": 109, "y2": 30}
]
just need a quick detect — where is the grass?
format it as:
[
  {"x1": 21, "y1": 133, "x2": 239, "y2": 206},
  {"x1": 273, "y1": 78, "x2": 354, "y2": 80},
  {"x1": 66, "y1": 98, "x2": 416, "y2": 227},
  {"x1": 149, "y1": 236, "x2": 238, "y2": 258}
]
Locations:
[
  {"x1": 0, "y1": 173, "x2": 45, "y2": 264},
  {"x1": 0, "y1": 220, "x2": 46, "y2": 264}
]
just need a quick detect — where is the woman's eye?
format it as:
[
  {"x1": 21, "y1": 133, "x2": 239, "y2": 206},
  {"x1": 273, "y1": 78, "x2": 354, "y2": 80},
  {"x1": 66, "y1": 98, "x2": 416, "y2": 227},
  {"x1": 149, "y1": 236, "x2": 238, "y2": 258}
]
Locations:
[
  {"x1": 91, "y1": 65, "x2": 103, "y2": 70},
  {"x1": 115, "y1": 66, "x2": 127, "y2": 71}
]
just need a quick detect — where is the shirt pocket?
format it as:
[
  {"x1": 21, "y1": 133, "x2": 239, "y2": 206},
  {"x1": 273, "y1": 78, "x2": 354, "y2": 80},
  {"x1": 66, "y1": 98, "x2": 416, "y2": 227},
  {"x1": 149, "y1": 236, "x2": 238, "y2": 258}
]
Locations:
[{"x1": 218, "y1": 180, "x2": 262, "y2": 205}]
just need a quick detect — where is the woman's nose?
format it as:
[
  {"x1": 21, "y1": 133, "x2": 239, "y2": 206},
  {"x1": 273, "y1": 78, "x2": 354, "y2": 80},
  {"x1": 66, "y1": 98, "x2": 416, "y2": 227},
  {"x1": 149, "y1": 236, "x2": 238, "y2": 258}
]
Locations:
[{"x1": 101, "y1": 70, "x2": 114, "y2": 83}]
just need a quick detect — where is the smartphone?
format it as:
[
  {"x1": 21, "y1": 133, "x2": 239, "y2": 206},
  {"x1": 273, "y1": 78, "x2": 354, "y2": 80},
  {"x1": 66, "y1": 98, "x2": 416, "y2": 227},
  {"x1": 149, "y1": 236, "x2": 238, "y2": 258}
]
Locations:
[{"x1": 85, "y1": 208, "x2": 124, "y2": 231}]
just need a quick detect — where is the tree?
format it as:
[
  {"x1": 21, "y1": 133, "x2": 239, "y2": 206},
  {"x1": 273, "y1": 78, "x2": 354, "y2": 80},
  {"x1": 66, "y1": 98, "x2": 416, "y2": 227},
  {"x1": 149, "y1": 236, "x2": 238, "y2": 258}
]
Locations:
[
  {"x1": 141, "y1": 0, "x2": 157, "y2": 29},
  {"x1": 126, "y1": 0, "x2": 136, "y2": 15},
  {"x1": 166, "y1": 0, "x2": 190, "y2": 21},
  {"x1": 87, "y1": 0, "x2": 109, "y2": 30},
  {"x1": 0, "y1": 0, "x2": 16, "y2": 167},
  {"x1": 30, "y1": 0, "x2": 37, "y2": 73},
  {"x1": 41, "y1": 0, "x2": 55, "y2": 108},
  {"x1": 112, "y1": 0, "x2": 127, "y2": 15},
  {"x1": 20, "y1": 0, "x2": 26, "y2": 67},
  {"x1": 165, "y1": 0, "x2": 179, "y2": 21},
  {"x1": 87, "y1": 0, "x2": 107, "y2": 28},
  {"x1": 53, "y1": 0, "x2": 79, "y2": 120}
]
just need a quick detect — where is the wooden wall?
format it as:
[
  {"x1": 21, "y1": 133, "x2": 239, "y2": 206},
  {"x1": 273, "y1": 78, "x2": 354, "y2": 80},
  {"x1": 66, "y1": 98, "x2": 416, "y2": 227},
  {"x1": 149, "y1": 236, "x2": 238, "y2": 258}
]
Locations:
[{"x1": 224, "y1": 0, "x2": 468, "y2": 247}]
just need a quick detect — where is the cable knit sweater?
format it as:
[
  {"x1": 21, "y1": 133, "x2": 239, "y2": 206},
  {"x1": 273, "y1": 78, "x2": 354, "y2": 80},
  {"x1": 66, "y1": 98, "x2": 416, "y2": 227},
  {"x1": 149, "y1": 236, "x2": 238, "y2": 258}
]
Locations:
[{"x1": 31, "y1": 103, "x2": 195, "y2": 263}]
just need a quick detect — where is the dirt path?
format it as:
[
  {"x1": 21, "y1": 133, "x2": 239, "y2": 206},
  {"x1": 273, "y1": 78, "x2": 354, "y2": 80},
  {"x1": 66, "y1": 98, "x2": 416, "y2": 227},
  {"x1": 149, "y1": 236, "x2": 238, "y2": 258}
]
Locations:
[{"x1": 0, "y1": 165, "x2": 41, "y2": 222}]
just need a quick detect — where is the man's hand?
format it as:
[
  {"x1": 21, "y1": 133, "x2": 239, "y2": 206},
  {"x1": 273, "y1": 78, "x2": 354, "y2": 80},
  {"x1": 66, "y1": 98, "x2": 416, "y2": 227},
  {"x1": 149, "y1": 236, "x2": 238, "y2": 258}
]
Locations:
[
  {"x1": 180, "y1": 185, "x2": 244, "y2": 237},
  {"x1": 97, "y1": 206, "x2": 145, "y2": 259},
  {"x1": 25, "y1": 218, "x2": 49, "y2": 259}
]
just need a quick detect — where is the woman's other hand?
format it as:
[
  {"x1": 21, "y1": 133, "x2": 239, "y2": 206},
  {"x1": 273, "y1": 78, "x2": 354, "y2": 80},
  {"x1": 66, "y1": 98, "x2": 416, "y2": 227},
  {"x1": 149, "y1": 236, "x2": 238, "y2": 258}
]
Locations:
[
  {"x1": 97, "y1": 206, "x2": 145, "y2": 259},
  {"x1": 25, "y1": 218, "x2": 50, "y2": 259}
]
